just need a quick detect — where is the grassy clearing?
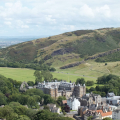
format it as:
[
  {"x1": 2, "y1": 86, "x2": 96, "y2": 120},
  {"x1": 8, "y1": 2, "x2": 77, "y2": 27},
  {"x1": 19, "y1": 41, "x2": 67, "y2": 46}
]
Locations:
[{"x1": 0, "y1": 67, "x2": 35, "y2": 82}]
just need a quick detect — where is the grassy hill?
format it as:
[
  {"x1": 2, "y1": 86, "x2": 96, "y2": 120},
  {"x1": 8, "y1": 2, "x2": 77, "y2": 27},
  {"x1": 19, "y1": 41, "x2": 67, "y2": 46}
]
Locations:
[{"x1": 1, "y1": 27, "x2": 120, "y2": 69}]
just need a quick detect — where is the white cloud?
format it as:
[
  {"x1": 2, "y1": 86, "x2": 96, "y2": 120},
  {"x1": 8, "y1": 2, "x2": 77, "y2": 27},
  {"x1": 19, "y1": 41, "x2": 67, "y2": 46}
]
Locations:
[
  {"x1": 0, "y1": 0, "x2": 120, "y2": 36},
  {"x1": 4, "y1": 21, "x2": 11, "y2": 25},
  {"x1": 96, "y1": 5, "x2": 111, "y2": 18},
  {"x1": 21, "y1": 25, "x2": 29, "y2": 28},
  {"x1": 79, "y1": 4, "x2": 94, "y2": 18}
]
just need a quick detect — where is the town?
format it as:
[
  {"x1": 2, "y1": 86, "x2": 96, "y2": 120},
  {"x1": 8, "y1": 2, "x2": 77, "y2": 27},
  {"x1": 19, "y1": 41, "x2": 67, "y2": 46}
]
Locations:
[{"x1": 18, "y1": 80, "x2": 120, "y2": 120}]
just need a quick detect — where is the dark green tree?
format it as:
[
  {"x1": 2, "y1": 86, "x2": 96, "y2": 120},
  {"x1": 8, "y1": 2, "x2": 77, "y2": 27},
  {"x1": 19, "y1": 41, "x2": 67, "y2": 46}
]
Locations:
[
  {"x1": 34, "y1": 70, "x2": 42, "y2": 84},
  {"x1": 76, "y1": 78, "x2": 85, "y2": 85}
]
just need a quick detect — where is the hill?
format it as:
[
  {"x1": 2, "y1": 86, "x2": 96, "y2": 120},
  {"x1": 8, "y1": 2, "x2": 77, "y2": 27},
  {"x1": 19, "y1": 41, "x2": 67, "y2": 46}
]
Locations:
[{"x1": 1, "y1": 27, "x2": 120, "y2": 69}]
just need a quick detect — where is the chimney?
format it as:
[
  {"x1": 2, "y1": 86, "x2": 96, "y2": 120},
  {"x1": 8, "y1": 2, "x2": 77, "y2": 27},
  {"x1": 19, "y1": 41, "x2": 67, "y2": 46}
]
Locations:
[{"x1": 102, "y1": 106, "x2": 103, "y2": 111}]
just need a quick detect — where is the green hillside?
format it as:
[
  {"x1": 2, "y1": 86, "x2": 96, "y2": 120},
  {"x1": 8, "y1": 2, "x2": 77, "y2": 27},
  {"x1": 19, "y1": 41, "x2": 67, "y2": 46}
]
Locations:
[{"x1": 1, "y1": 27, "x2": 120, "y2": 69}]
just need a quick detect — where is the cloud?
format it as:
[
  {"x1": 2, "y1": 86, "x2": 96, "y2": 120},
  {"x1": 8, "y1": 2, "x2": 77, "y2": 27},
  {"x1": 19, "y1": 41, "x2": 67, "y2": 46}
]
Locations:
[
  {"x1": 96, "y1": 5, "x2": 111, "y2": 18},
  {"x1": 0, "y1": 0, "x2": 120, "y2": 36},
  {"x1": 4, "y1": 21, "x2": 11, "y2": 25},
  {"x1": 79, "y1": 4, "x2": 94, "y2": 18},
  {"x1": 21, "y1": 25, "x2": 29, "y2": 28}
]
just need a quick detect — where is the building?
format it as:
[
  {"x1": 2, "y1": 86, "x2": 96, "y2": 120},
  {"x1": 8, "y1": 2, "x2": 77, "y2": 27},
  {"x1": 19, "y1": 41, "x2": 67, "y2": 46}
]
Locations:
[
  {"x1": 107, "y1": 92, "x2": 115, "y2": 97},
  {"x1": 67, "y1": 97, "x2": 80, "y2": 110},
  {"x1": 84, "y1": 109, "x2": 112, "y2": 120},
  {"x1": 79, "y1": 92, "x2": 101, "y2": 106},
  {"x1": 84, "y1": 110, "x2": 102, "y2": 120},
  {"x1": 96, "y1": 110, "x2": 112, "y2": 119},
  {"x1": 47, "y1": 104, "x2": 60, "y2": 113},
  {"x1": 62, "y1": 100, "x2": 67, "y2": 105},
  {"x1": 106, "y1": 96, "x2": 120, "y2": 106},
  {"x1": 78, "y1": 106, "x2": 88, "y2": 118},
  {"x1": 36, "y1": 81, "x2": 86, "y2": 99},
  {"x1": 112, "y1": 108, "x2": 120, "y2": 120}
]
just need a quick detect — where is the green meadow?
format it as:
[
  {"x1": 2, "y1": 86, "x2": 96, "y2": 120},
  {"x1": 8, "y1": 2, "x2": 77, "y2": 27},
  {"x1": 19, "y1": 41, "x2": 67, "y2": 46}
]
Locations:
[{"x1": 0, "y1": 60, "x2": 120, "y2": 88}]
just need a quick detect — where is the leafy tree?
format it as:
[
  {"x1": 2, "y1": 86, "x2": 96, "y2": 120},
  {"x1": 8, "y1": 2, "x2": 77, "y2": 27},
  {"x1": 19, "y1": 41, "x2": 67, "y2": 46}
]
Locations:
[
  {"x1": 44, "y1": 94, "x2": 54, "y2": 105},
  {"x1": 89, "y1": 87, "x2": 95, "y2": 92},
  {"x1": 17, "y1": 115, "x2": 30, "y2": 120},
  {"x1": 27, "y1": 81, "x2": 34, "y2": 86},
  {"x1": 86, "y1": 81, "x2": 94, "y2": 86},
  {"x1": 57, "y1": 96, "x2": 66, "y2": 106},
  {"x1": 76, "y1": 78, "x2": 85, "y2": 85},
  {"x1": 105, "y1": 63, "x2": 107, "y2": 65},
  {"x1": 41, "y1": 70, "x2": 53, "y2": 82},
  {"x1": 27, "y1": 96, "x2": 36, "y2": 108},
  {"x1": 0, "y1": 92, "x2": 7, "y2": 105},
  {"x1": 34, "y1": 70, "x2": 42, "y2": 84},
  {"x1": 49, "y1": 67, "x2": 56, "y2": 71}
]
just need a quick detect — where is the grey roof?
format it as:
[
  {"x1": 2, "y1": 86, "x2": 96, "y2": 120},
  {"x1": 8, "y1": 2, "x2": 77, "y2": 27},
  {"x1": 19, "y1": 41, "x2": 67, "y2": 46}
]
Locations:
[
  {"x1": 113, "y1": 109, "x2": 120, "y2": 112},
  {"x1": 107, "y1": 92, "x2": 115, "y2": 97}
]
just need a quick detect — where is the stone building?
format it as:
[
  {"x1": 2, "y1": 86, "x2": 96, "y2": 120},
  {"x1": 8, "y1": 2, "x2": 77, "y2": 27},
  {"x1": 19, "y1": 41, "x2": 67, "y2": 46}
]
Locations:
[
  {"x1": 36, "y1": 81, "x2": 86, "y2": 99},
  {"x1": 79, "y1": 92, "x2": 101, "y2": 106}
]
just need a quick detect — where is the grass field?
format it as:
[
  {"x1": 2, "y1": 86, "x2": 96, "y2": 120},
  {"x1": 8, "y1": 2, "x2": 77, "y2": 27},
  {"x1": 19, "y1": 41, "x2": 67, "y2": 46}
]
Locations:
[
  {"x1": 0, "y1": 60, "x2": 120, "y2": 88},
  {"x1": 0, "y1": 67, "x2": 35, "y2": 82}
]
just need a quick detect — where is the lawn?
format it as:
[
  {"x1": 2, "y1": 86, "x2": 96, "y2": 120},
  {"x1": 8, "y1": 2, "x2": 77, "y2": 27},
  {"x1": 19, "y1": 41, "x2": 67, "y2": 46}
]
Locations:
[
  {"x1": 0, "y1": 60, "x2": 119, "y2": 88},
  {"x1": 0, "y1": 67, "x2": 35, "y2": 82}
]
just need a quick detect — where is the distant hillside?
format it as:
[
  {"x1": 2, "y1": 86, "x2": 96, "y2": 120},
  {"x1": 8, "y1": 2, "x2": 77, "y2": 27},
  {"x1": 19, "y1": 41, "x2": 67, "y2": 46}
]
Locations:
[{"x1": 1, "y1": 27, "x2": 120, "y2": 68}]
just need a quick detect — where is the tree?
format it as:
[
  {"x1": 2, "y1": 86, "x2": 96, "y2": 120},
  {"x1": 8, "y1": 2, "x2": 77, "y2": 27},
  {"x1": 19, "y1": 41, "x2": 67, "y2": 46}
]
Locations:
[
  {"x1": 41, "y1": 70, "x2": 53, "y2": 82},
  {"x1": 49, "y1": 67, "x2": 56, "y2": 71},
  {"x1": 105, "y1": 63, "x2": 107, "y2": 66},
  {"x1": 86, "y1": 81, "x2": 94, "y2": 86},
  {"x1": 17, "y1": 115, "x2": 30, "y2": 120},
  {"x1": 57, "y1": 96, "x2": 66, "y2": 106},
  {"x1": 44, "y1": 94, "x2": 54, "y2": 105},
  {"x1": 34, "y1": 70, "x2": 42, "y2": 84},
  {"x1": 0, "y1": 92, "x2": 7, "y2": 105},
  {"x1": 76, "y1": 78, "x2": 85, "y2": 85},
  {"x1": 27, "y1": 81, "x2": 34, "y2": 86}
]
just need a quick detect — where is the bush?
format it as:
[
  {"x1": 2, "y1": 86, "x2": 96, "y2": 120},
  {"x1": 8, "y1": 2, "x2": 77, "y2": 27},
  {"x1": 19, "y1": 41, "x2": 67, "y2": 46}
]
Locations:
[{"x1": 86, "y1": 81, "x2": 94, "y2": 86}]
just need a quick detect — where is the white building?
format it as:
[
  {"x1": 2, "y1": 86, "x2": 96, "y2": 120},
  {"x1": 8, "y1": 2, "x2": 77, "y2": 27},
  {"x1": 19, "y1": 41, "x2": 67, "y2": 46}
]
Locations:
[
  {"x1": 112, "y1": 109, "x2": 120, "y2": 120},
  {"x1": 106, "y1": 96, "x2": 120, "y2": 106},
  {"x1": 67, "y1": 97, "x2": 80, "y2": 110}
]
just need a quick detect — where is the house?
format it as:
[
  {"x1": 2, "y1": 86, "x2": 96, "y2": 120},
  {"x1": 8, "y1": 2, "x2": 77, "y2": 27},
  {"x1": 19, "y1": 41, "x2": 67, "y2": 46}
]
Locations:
[
  {"x1": 51, "y1": 107, "x2": 60, "y2": 113},
  {"x1": 67, "y1": 97, "x2": 80, "y2": 110},
  {"x1": 106, "y1": 96, "x2": 120, "y2": 106},
  {"x1": 78, "y1": 106, "x2": 88, "y2": 118},
  {"x1": 84, "y1": 109, "x2": 112, "y2": 120},
  {"x1": 62, "y1": 100, "x2": 67, "y2": 105},
  {"x1": 112, "y1": 108, "x2": 120, "y2": 120},
  {"x1": 80, "y1": 92, "x2": 101, "y2": 106},
  {"x1": 47, "y1": 104, "x2": 60, "y2": 113},
  {"x1": 96, "y1": 110, "x2": 112, "y2": 119},
  {"x1": 107, "y1": 92, "x2": 115, "y2": 97}
]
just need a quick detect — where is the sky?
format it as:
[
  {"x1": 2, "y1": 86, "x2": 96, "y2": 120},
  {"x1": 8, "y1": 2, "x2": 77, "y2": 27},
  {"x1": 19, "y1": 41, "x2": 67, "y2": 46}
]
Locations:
[{"x1": 0, "y1": 0, "x2": 120, "y2": 37}]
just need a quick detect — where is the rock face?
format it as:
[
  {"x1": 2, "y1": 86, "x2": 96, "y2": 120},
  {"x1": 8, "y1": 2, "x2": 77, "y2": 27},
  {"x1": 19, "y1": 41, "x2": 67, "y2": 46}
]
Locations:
[
  {"x1": 19, "y1": 81, "x2": 29, "y2": 92},
  {"x1": 51, "y1": 48, "x2": 73, "y2": 56},
  {"x1": 85, "y1": 48, "x2": 120, "y2": 60},
  {"x1": 60, "y1": 48, "x2": 120, "y2": 69},
  {"x1": 60, "y1": 61, "x2": 85, "y2": 69}
]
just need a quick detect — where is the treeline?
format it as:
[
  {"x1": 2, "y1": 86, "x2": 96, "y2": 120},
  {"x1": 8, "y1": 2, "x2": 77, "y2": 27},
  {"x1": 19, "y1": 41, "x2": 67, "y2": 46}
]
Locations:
[
  {"x1": 0, "y1": 61, "x2": 56, "y2": 71},
  {"x1": 87, "y1": 74, "x2": 120, "y2": 96},
  {"x1": 76, "y1": 78, "x2": 94, "y2": 86},
  {"x1": 0, "y1": 103, "x2": 73, "y2": 120}
]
